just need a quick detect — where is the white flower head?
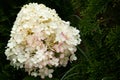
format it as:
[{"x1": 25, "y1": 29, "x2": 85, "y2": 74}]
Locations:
[{"x1": 5, "y1": 3, "x2": 81, "y2": 78}]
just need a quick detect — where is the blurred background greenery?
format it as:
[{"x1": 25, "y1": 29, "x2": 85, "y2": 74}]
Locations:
[{"x1": 0, "y1": 0, "x2": 120, "y2": 80}]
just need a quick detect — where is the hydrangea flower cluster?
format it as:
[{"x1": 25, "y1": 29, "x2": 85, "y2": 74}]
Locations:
[{"x1": 5, "y1": 3, "x2": 81, "y2": 78}]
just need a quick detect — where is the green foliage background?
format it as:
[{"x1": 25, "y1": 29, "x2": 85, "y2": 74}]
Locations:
[{"x1": 0, "y1": 0, "x2": 120, "y2": 80}]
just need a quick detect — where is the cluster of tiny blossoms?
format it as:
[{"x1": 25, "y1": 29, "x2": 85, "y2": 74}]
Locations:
[{"x1": 5, "y1": 3, "x2": 81, "y2": 78}]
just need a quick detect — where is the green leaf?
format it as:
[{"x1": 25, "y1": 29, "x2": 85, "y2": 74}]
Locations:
[{"x1": 60, "y1": 64, "x2": 79, "y2": 80}]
